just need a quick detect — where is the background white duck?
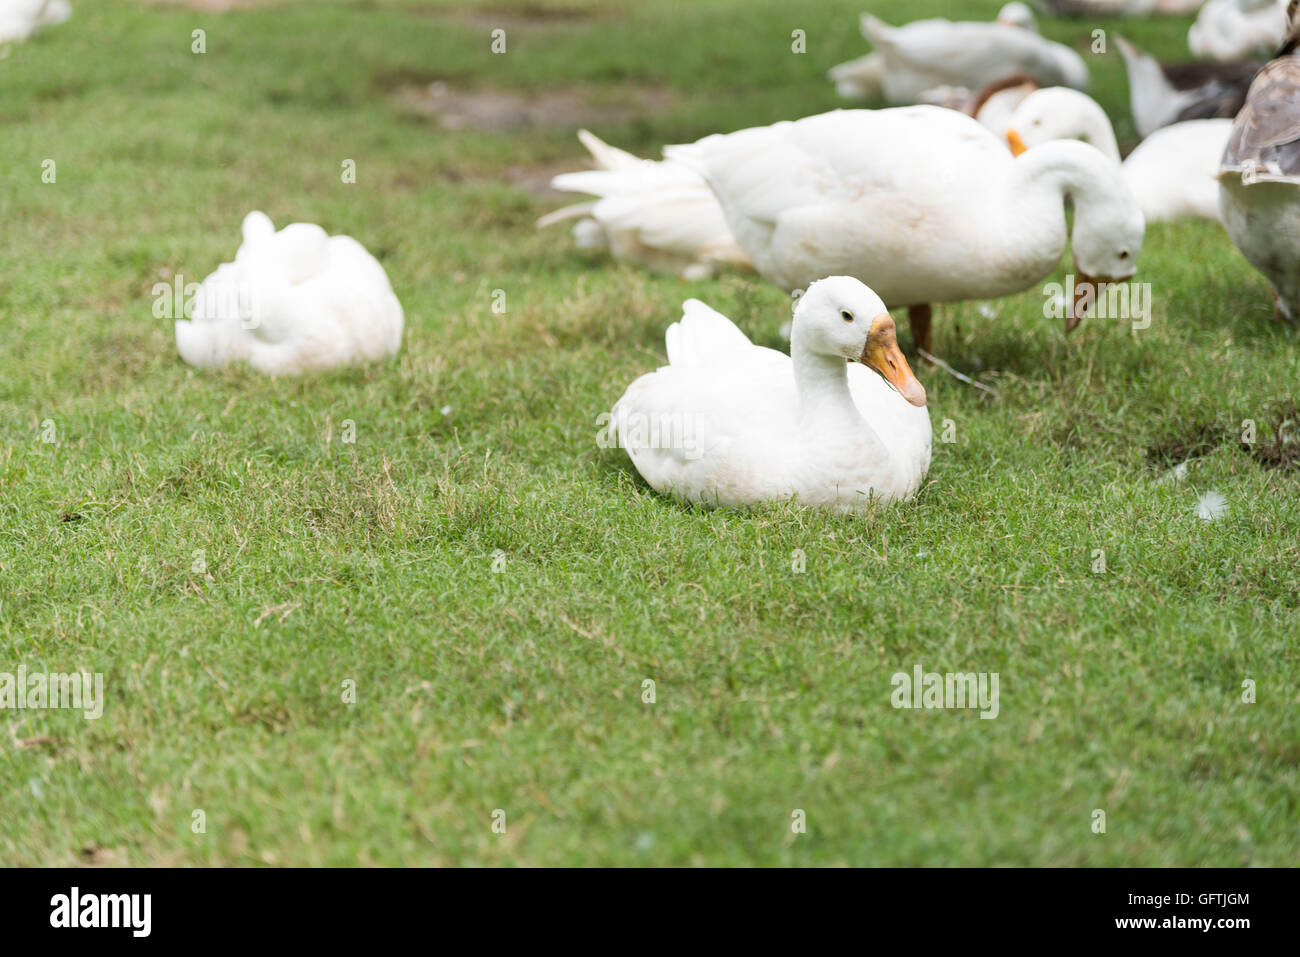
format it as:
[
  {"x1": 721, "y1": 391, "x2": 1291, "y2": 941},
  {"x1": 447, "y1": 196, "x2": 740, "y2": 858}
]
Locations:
[
  {"x1": 175, "y1": 211, "x2": 404, "y2": 375},
  {"x1": 666, "y1": 106, "x2": 1145, "y2": 354},
  {"x1": 538, "y1": 130, "x2": 749, "y2": 279},
  {"x1": 829, "y1": 3, "x2": 1088, "y2": 105},
  {"x1": 1115, "y1": 35, "x2": 1258, "y2": 138},
  {"x1": 1189, "y1": 0, "x2": 1289, "y2": 62},
  {"x1": 1039, "y1": 0, "x2": 1202, "y2": 12},
  {"x1": 1003, "y1": 86, "x2": 1233, "y2": 222},
  {"x1": 0, "y1": 0, "x2": 70, "y2": 44},
  {"x1": 915, "y1": 74, "x2": 1041, "y2": 135},
  {"x1": 611, "y1": 277, "x2": 930, "y2": 511},
  {"x1": 1218, "y1": 55, "x2": 1300, "y2": 320}
]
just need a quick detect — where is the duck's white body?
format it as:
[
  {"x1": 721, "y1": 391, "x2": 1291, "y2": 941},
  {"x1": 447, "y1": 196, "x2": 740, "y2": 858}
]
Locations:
[
  {"x1": 539, "y1": 130, "x2": 748, "y2": 279},
  {"x1": 830, "y1": 3, "x2": 1088, "y2": 104},
  {"x1": 1124, "y1": 121, "x2": 1235, "y2": 222},
  {"x1": 611, "y1": 280, "x2": 931, "y2": 512},
  {"x1": 1219, "y1": 178, "x2": 1300, "y2": 318},
  {"x1": 1218, "y1": 57, "x2": 1300, "y2": 320},
  {"x1": 0, "y1": 0, "x2": 70, "y2": 44},
  {"x1": 1189, "y1": 0, "x2": 1289, "y2": 62},
  {"x1": 666, "y1": 106, "x2": 1143, "y2": 308},
  {"x1": 1005, "y1": 87, "x2": 1234, "y2": 222},
  {"x1": 175, "y1": 212, "x2": 404, "y2": 375}
]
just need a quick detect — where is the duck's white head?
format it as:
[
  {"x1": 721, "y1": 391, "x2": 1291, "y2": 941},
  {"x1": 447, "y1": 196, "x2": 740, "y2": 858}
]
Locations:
[
  {"x1": 1004, "y1": 88, "x2": 1120, "y2": 163},
  {"x1": 1068, "y1": 176, "x2": 1145, "y2": 328},
  {"x1": 794, "y1": 276, "x2": 926, "y2": 407},
  {"x1": 1010, "y1": 138, "x2": 1145, "y2": 329},
  {"x1": 996, "y1": 2, "x2": 1036, "y2": 30}
]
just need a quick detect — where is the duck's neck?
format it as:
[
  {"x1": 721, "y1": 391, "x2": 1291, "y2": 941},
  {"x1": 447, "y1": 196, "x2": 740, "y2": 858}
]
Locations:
[
  {"x1": 997, "y1": 140, "x2": 1120, "y2": 269},
  {"x1": 790, "y1": 343, "x2": 871, "y2": 435},
  {"x1": 1010, "y1": 138, "x2": 1119, "y2": 208},
  {"x1": 1073, "y1": 113, "x2": 1121, "y2": 164}
]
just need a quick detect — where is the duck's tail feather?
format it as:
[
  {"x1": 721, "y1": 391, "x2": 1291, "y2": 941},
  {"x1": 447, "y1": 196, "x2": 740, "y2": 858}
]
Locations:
[{"x1": 665, "y1": 299, "x2": 752, "y2": 367}]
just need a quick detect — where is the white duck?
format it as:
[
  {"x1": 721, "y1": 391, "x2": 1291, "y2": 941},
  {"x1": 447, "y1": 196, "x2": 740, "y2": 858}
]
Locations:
[
  {"x1": 914, "y1": 74, "x2": 1042, "y2": 135},
  {"x1": 0, "y1": 0, "x2": 70, "y2": 44},
  {"x1": 666, "y1": 106, "x2": 1145, "y2": 354},
  {"x1": 538, "y1": 130, "x2": 749, "y2": 280},
  {"x1": 1219, "y1": 54, "x2": 1300, "y2": 320},
  {"x1": 1003, "y1": 87, "x2": 1234, "y2": 222},
  {"x1": 1189, "y1": 0, "x2": 1289, "y2": 63},
  {"x1": 1115, "y1": 36, "x2": 1258, "y2": 138},
  {"x1": 1040, "y1": 0, "x2": 1202, "y2": 12},
  {"x1": 828, "y1": 3, "x2": 1089, "y2": 105},
  {"x1": 611, "y1": 277, "x2": 930, "y2": 511},
  {"x1": 174, "y1": 211, "x2": 404, "y2": 375}
]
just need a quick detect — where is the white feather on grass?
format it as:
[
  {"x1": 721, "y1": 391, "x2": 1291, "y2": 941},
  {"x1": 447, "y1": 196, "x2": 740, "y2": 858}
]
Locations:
[{"x1": 1196, "y1": 490, "x2": 1228, "y2": 522}]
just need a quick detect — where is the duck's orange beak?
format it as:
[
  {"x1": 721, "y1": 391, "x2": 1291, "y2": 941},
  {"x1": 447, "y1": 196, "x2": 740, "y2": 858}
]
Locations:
[
  {"x1": 1068, "y1": 274, "x2": 1095, "y2": 331},
  {"x1": 861, "y1": 314, "x2": 927, "y2": 407},
  {"x1": 1006, "y1": 128, "x2": 1029, "y2": 156}
]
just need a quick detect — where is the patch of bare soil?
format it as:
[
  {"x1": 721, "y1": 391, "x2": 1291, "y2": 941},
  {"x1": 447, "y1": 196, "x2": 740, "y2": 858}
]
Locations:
[
  {"x1": 447, "y1": 3, "x2": 609, "y2": 29},
  {"x1": 1249, "y1": 402, "x2": 1300, "y2": 472},
  {"x1": 1146, "y1": 421, "x2": 1225, "y2": 469},
  {"x1": 1144, "y1": 402, "x2": 1300, "y2": 473},
  {"x1": 142, "y1": 0, "x2": 277, "y2": 9},
  {"x1": 394, "y1": 81, "x2": 674, "y2": 132}
]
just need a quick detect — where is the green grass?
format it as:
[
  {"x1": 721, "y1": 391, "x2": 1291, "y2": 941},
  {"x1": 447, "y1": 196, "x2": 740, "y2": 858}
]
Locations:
[{"x1": 1, "y1": 0, "x2": 1298, "y2": 866}]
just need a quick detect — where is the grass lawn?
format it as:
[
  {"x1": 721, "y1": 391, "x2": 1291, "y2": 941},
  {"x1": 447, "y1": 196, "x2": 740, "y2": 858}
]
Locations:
[{"x1": 1, "y1": 0, "x2": 1298, "y2": 866}]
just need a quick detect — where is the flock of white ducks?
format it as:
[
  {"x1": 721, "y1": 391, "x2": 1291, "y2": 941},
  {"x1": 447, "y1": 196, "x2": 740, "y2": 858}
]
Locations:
[{"x1": 17, "y1": 1, "x2": 1297, "y2": 511}]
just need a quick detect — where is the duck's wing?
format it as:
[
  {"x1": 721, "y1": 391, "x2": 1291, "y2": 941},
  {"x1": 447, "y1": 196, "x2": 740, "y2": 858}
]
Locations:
[
  {"x1": 1222, "y1": 56, "x2": 1300, "y2": 182},
  {"x1": 612, "y1": 302, "x2": 795, "y2": 499},
  {"x1": 664, "y1": 299, "x2": 787, "y2": 370},
  {"x1": 665, "y1": 120, "x2": 845, "y2": 228}
]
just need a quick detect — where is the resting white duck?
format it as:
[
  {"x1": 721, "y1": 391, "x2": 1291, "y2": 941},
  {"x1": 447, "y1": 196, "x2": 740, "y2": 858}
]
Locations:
[
  {"x1": 611, "y1": 277, "x2": 930, "y2": 511},
  {"x1": 538, "y1": 130, "x2": 749, "y2": 280},
  {"x1": 1003, "y1": 87, "x2": 1234, "y2": 222},
  {"x1": 666, "y1": 106, "x2": 1145, "y2": 354},
  {"x1": 0, "y1": 0, "x2": 70, "y2": 44},
  {"x1": 1218, "y1": 54, "x2": 1300, "y2": 321},
  {"x1": 1189, "y1": 0, "x2": 1289, "y2": 63},
  {"x1": 828, "y1": 3, "x2": 1088, "y2": 105},
  {"x1": 174, "y1": 211, "x2": 404, "y2": 375}
]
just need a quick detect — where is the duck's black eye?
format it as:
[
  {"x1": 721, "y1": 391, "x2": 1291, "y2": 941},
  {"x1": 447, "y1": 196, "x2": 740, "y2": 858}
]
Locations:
[
  {"x1": 1119, "y1": 250, "x2": 1130, "y2": 259},
  {"x1": 840, "y1": 310, "x2": 854, "y2": 322}
]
